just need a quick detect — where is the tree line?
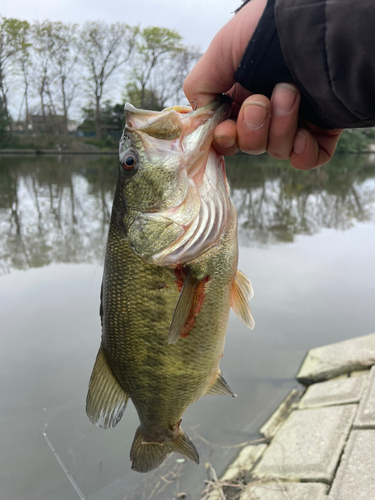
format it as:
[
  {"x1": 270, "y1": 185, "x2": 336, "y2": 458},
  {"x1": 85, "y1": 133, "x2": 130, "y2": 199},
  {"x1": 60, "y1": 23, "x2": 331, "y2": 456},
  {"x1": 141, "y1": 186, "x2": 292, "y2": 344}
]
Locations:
[{"x1": 0, "y1": 16, "x2": 200, "y2": 140}]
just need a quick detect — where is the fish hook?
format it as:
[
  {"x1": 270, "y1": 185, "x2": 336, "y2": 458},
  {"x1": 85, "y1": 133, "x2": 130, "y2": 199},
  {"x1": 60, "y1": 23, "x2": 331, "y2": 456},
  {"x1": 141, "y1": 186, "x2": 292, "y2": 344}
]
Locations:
[
  {"x1": 189, "y1": 100, "x2": 197, "y2": 111},
  {"x1": 223, "y1": 83, "x2": 237, "y2": 104},
  {"x1": 231, "y1": 83, "x2": 237, "y2": 102}
]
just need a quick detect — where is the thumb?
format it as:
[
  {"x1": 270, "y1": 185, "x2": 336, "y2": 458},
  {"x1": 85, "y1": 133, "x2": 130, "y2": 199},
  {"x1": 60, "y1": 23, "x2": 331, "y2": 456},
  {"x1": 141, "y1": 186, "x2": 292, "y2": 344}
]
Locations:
[{"x1": 183, "y1": 0, "x2": 267, "y2": 108}]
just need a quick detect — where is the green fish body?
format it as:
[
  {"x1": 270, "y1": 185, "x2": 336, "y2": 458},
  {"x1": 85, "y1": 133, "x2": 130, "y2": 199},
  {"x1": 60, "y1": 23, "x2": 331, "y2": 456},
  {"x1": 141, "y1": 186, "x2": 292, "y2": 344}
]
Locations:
[{"x1": 86, "y1": 97, "x2": 254, "y2": 472}]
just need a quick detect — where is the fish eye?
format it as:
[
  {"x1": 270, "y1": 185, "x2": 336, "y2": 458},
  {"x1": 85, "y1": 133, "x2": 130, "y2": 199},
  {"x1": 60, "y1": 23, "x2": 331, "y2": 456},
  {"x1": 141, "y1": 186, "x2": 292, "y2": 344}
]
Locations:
[{"x1": 120, "y1": 151, "x2": 138, "y2": 172}]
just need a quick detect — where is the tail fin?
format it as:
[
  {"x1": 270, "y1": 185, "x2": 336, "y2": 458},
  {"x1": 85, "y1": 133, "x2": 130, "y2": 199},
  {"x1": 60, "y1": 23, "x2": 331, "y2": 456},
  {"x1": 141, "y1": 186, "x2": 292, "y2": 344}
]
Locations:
[
  {"x1": 130, "y1": 427, "x2": 168, "y2": 473},
  {"x1": 130, "y1": 426, "x2": 199, "y2": 473},
  {"x1": 169, "y1": 430, "x2": 199, "y2": 464}
]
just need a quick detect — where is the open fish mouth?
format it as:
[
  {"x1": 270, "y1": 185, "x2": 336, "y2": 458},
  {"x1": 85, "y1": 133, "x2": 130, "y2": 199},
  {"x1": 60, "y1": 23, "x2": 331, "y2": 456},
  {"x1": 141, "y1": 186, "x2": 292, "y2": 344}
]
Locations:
[{"x1": 124, "y1": 96, "x2": 232, "y2": 266}]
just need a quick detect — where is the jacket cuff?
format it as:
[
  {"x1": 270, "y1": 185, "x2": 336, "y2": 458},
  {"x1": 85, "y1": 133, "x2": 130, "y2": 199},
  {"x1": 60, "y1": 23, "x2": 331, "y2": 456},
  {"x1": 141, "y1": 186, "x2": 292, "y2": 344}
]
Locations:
[{"x1": 235, "y1": 0, "x2": 333, "y2": 129}]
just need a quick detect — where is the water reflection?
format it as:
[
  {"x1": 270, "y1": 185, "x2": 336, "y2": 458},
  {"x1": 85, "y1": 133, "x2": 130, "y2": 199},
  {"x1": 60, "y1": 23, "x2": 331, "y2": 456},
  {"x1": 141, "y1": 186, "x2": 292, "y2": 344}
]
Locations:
[
  {"x1": 0, "y1": 155, "x2": 116, "y2": 274},
  {"x1": 229, "y1": 154, "x2": 375, "y2": 245},
  {"x1": 1, "y1": 154, "x2": 375, "y2": 274}
]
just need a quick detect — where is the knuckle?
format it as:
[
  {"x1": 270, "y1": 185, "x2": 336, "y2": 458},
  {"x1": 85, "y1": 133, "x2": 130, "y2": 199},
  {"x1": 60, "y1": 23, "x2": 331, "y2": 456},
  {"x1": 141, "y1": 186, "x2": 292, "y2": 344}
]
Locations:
[
  {"x1": 238, "y1": 113, "x2": 269, "y2": 154},
  {"x1": 268, "y1": 150, "x2": 290, "y2": 161},
  {"x1": 269, "y1": 121, "x2": 298, "y2": 139}
]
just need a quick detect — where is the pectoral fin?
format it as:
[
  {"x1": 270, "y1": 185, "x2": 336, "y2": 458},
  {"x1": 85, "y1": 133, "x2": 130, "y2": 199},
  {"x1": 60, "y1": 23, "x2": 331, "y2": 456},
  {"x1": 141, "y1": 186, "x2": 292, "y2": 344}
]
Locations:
[
  {"x1": 205, "y1": 372, "x2": 236, "y2": 397},
  {"x1": 86, "y1": 348, "x2": 129, "y2": 429},
  {"x1": 168, "y1": 269, "x2": 206, "y2": 344},
  {"x1": 231, "y1": 270, "x2": 255, "y2": 329}
]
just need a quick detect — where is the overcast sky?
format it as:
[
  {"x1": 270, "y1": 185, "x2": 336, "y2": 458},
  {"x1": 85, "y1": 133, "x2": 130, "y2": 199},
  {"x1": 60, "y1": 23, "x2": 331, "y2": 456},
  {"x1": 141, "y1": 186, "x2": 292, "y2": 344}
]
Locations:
[{"x1": 2, "y1": 0, "x2": 240, "y2": 51}]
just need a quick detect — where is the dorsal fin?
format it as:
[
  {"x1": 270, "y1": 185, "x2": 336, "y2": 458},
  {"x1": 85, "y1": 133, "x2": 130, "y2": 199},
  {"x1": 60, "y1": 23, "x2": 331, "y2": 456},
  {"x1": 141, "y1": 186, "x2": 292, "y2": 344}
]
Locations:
[
  {"x1": 86, "y1": 348, "x2": 129, "y2": 429},
  {"x1": 168, "y1": 269, "x2": 205, "y2": 344},
  {"x1": 231, "y1": 270, "x2": 255, "y2": 329},
  {"x1": 205, "y1": 372, "x2": 236, "y2": 397}
]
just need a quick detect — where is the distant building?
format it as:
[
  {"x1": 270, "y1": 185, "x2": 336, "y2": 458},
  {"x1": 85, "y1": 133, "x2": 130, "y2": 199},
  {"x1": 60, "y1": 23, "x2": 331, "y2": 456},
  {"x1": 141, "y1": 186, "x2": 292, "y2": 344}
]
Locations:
[
  {"x1": 30, "y1": 115, "x2": 67, "y2": 135},
  {"x1": 10, "y1": 121, "x2": 31, "y2": 133}
]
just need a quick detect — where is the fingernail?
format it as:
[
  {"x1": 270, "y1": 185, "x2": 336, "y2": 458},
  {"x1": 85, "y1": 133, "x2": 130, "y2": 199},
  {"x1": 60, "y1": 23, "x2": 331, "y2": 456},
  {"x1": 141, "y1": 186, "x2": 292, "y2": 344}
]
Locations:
[
  {"x1": 294, "y1": 131, "x2": 306, "y2": 154},
  {"x1": 243, "y1": 101, "x2": 269, "y2": 130},
  {"x1": 272, "y1": 83, "x2": 297, "y2": 117},
  {"x1": 214, "y1": 135, "x2": 236, "y2": 149}
]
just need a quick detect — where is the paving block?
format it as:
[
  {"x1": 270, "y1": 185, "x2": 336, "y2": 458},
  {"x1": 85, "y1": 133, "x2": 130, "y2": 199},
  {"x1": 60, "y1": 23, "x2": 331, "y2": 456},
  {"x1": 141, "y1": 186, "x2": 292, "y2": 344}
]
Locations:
[
  {"x1": 240, "y1": 481, "x2": 328, "y2": 500},
  {"x1": 221, "y1": 444, "x2": 267, "y2": 481},
  {"x1": 329, "y1": 430, "x2": 375, "y2": 500},
  {"x1": 299, "y1": 373, "x2": 367, "y2": 409},
  {"x1": 354, "y1": 365, "x2": 375, "y2": 428},
  {"x1": 253, "y1": 405, "x2": 357, "y2": 483},
  {"x1": 260, "y1": 389, "x2": 303, "y2": 439},
  {"x1": 297, "y1": 332, "x2": 375, "y2": 384}
]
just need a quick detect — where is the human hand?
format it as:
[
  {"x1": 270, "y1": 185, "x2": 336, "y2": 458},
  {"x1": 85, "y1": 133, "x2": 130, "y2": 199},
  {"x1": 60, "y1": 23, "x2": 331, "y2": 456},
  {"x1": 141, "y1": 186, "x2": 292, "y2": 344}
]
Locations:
[{"x1": 183, "y1": 0, "x2": 343, "y2": 170}]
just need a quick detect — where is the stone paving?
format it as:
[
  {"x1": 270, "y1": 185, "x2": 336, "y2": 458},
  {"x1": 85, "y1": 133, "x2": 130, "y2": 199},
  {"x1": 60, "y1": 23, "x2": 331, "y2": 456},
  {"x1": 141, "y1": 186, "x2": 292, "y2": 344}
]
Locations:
[{"x1": 204, "y1": 332, "x2": 375, "y2": 500}]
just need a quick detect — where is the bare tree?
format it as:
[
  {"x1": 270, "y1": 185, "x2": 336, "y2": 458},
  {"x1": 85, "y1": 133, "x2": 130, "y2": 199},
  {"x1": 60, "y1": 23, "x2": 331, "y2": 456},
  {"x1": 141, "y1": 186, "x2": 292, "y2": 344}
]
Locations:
[
  {"x1": 124, "y1": 27, "x2": 200, "y2": 110},
  {"x1": 48, "y1": 22, "x2": 79, "y2": 133},
  {"x1": 12, "y1": 22, "x2": 31, "y2": 125},
  {"x1": 30, "y1": 21, "x2": 59, "y2": 121},
  {"x1": 0, "y1": 16, "x2": 30, "y2": 115},
  {"x1": 155, "y1": 45, "x2": 201, "y2": 107},
  {"x1": 77, "y1": 22, "x2": 137, "y2": 139}
]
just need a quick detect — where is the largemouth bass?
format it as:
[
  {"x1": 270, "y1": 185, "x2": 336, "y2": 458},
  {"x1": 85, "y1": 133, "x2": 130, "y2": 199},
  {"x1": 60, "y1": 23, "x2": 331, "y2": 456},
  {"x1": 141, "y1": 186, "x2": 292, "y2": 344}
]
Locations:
[{"x1": 86, "y1": 95, "x2": 255, "y2": 473}]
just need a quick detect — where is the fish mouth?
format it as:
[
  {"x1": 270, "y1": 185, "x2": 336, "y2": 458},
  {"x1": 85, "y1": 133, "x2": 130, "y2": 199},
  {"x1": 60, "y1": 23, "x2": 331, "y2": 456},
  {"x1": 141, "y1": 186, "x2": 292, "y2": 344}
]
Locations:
[
  {"x1": 125, "y1": 96, "x2": 233, "y2": 266},
  {"x1": 125, "y1": 95, "x2": 231, "y2": 148},
  {"x1": 155, "y1": 98, "x2": 233, "y2": 266}
]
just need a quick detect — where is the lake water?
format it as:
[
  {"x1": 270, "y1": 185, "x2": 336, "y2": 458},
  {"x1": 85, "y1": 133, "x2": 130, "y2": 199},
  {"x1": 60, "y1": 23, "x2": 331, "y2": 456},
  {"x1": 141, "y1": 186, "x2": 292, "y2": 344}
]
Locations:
[{"x1": 1, "y1": 153, "x2": 375, "y2": 500}]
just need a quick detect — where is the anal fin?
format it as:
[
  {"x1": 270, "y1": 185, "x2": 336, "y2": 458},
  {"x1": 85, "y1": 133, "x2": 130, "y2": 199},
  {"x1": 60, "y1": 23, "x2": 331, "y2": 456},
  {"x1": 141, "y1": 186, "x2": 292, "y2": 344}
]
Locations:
[
  {"x1": 168, "y1": 269, "x2": 206, "y2": 344},
  {"x1": 86, "y1": 347, "x2": 129, "y2": 429},
  {"x1": 231, "y1": 269, "x2": 255, "y2": 329},
  {"x1": 205, "y1": 372, "x2": 236, "y2": 397}
]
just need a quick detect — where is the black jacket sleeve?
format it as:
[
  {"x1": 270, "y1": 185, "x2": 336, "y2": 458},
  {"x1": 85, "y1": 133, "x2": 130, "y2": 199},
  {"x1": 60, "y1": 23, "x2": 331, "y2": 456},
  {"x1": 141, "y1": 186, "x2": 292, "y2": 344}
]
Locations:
[{"x1": 235, "y1": 0, "x2": 375, "y2": 130}]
